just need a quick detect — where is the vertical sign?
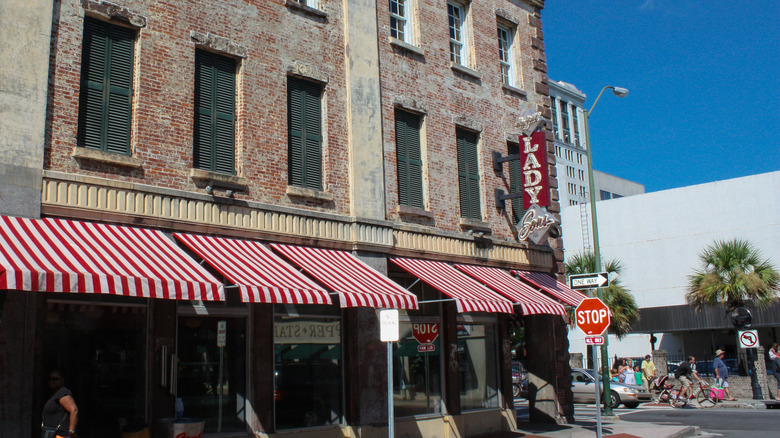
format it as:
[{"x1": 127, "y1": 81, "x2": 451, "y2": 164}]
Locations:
[{"x1": 519, "y1": 131, "x2": 550, "y2": 208}]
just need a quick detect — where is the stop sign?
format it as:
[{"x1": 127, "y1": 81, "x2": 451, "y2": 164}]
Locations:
[
  {"x1": 575, "y1": 297, "x2": 611, "y2": 336},
  {"x1": 412, "y1": 323, "x2": 439, "y2": 344}
]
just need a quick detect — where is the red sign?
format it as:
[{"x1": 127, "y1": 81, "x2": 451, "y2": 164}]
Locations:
[
  {"x1": 418, "y1": 344, "x2": 436, "y2": 353},
  {"x1": 585, "y1": 336, "x2": 604, "y2": 345},
  {"x1": 575, "y1": 297, "x2": 611, "y2": 336},
  {"x1": 519, "y1": 131, "x2": 550, "y2": 208},
  {"x1": 412, "y1": 323, "x2": 439, "y2": 344}
]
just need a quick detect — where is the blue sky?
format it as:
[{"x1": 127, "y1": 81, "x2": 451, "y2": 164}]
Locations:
[{"x1": 541, "y1": 1, "x2": 780, "y2": 192}]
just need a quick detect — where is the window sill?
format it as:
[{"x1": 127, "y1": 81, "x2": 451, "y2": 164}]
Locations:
[
  {"x1": 501, "y1": 83, "x2": 527, "y2": 98},
  {"x1": 72, "y1": 147, "x2": 142, "y2": 168},
  {"x1": 397, "y1": 205, "x2": 434, "y2": 220},
  {"x1": 285, "y1": 0, "x2": 327, "y2": 20},
  {"x1": 190, "y1": 168, "x2": 248, "y2": 190},
  {"x1": 459, "y1": 218, "x2": 492, "y2": 235},
  {"x1": 286, "y1": 185, "x2": 334, "y2": 202},
  {"x1": 450, "y1": 62, "x2": 481, "y2": 80},
  {"x1": 389, "y1": 37, "x2": 425, "y2": 57}
]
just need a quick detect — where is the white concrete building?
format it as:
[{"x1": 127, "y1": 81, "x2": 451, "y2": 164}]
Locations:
[
  {"x1": 561, "y1": 171, "x2": 780, "y2": 365},
  {"x1": 549, "y1": 80, "x2": 589, "y2": 208}
]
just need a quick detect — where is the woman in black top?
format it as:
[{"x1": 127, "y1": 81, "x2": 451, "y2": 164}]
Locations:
[{"x1": 41, "y1": 370, "x2": 78, "y2": 438}]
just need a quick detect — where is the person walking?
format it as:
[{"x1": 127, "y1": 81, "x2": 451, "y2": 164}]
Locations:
[
  {"x1": 769, "y1": 343, "x2": 780, "y2": 400},
  {"x1": 41, "y1": 370, "x2": 78, "y2": 438},
  {"x1": 641, "y1": 354, "x2": 656, "y2": 391},
  {"x1": 713, "y1": 349, "x2": 737, "y2": 401}
]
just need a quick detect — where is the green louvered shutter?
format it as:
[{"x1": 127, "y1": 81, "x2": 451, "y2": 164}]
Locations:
[
  {"x1": 288, "y1": 77, "x2": 322, "y2": 190},
  {"x1": 395, "y1": 110, "x2": 424, "y2": 209},
  {"x1": 194, "y1": 50, "x2": 236, "y2": 174},
  {"x1": 78, "y1": 18, "x2": 134, "y2": 155},
  {"x1": 457, "y1": 128, "x2": 481, "y2": 220},
  {"x1": 508, "y1": 142, "x2": 526, "y2": 224}
]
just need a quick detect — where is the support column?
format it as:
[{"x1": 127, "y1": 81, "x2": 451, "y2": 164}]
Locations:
[
  {"x1": 343, "y1": 0, "x2": 386, "y2": 219},
  {"x1": 526, "y1": 314, "x2": 573, "y2": 423}
]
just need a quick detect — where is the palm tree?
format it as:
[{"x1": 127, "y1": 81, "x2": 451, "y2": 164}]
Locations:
[
  {"x1": 564, "y1": 252, "x2": 639, "y2": 338},
  {"x1": 686, "y1": 239, "x2": 779, "y2": 312}
]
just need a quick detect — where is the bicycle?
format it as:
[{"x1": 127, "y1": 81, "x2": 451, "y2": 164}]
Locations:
[{"x1": 669, "y1": 380, "x2": 717, "y2": 408}]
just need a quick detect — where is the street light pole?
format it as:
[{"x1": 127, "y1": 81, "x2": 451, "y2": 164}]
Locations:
[{"x1": 582, "y1": 85, "x2": 628, "y2": 416}]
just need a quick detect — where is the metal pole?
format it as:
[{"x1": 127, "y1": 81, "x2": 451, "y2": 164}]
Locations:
[
  {"x1": 218, "y1": 346, "x2": 224, "y2": 432},
  {"x1": 593, "y1": 344, "x2": 602, "y2": 438},
  {"x1": 584, "y1": 86, "x2": 614, "y2": 416},
  {"x1": 388, "y1": 342, "x2": 394, "y2": 438}
]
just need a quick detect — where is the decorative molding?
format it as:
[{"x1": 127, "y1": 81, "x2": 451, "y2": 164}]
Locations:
[
  {"x1": 287, "y1": 61, "x2": 329, "y2": 84},
  {"x1": 40, "y1": 171, "x2": 552, "y2": 270},
  {"x1": 286, "y1": 185, "x2": 334, "y2": 202},
  {"x1": 396, "y1": 205, "x2": 434, "y2": 220},
  {"x1": 502, "y1": 83, "x2": 527, "y2": 99},
  {"x1": 495, "y1": 9, "x2": 518, "y2": 26},
  {"x1": 392, "y1": 96, "x2": 427, "y2": 114},
  {"x1": 450, "y1": 62, "x2": 481, "y2": 81},
  {"x1": 190, "y1": 168, "x2": 248, "y2": 187},
  {"x1": 389, "y1": 38, "x2": 425, "y2": 57},
  {"x1": 71, "y1": 147, "x2": 142, "y2": 168},
  {"x1": 190, "y1": 31, "x2": 247, "y2": 58},
  {"x1": 82, "y1": 0, "x2": 147, "y2": 28},
  {"x1": 285, "y1": 0, "x2": 328, "y2": 20},
  {"x1": 453, "y1": 116, "x2": 483, "y2": 133}
]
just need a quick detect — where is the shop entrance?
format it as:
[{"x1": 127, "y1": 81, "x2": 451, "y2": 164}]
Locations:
[{"x1": 43, "y1": 298, "x2": 147, "y2": 437}]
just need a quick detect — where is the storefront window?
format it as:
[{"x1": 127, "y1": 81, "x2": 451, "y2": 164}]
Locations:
[
  {"x1": 177, "y1": 316, "x2": 247, "y2": 433},
  {"x1": 392, "y1": 320, "x2": 442, "y2": 416},
  {"x1": 274, "y1": 304, "x2": 342, "y2": 429},
  {"x1": 43, "y1": 298, "x2": 147, "y2": 437},
  {"x1": 458, "y1": 323, "x2": 499, "y2": 410}
]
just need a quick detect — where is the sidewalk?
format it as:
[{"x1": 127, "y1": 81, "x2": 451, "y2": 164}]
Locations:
[{"x1": 479, "y1": 398, "x2": 776, "y2": 438}]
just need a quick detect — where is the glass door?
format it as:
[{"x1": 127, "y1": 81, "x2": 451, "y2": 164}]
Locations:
[{"x1": 176, "y1": 316, "x2": 247, "y2": 434}]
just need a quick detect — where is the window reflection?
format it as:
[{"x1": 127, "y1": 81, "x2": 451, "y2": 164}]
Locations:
[
  {"x1": 458, "y1": 324, "x2": 499, "y2": 410},
  {"x1": 392, "y1": 321, "x2": 442, "y2": 416},
  {"x1": 274, "y1": 305, "x2": 342, "y2": 429}
]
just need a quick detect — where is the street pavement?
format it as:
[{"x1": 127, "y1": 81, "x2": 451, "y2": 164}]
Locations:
[{"x1": 475, "y1": 398, "x2": 777, "y2": 438}]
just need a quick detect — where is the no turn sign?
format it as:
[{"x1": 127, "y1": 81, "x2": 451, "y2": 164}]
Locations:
[{"x1": 738, "y1": 329, "x2": 759, "y2": 349}]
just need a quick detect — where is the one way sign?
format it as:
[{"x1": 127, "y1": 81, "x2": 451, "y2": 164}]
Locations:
[{"x1": 569, "y1": 272, "x2": 610, "y2": 290}]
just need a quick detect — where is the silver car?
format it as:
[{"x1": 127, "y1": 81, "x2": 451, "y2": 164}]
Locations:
[{"x1": 571, "y1": 368, "x2": 652, "y2": 408}]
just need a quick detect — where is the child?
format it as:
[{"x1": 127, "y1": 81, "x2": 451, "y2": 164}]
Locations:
[{"x1": 634, "y1": 365, "x2": 642, "y2": 386}]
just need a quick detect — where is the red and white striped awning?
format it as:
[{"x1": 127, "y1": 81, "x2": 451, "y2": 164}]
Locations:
[
  {"x1": 512, "y1": 270, "x2": 587, "y2": 307},
  {"x1": 0, "y1": 216, "x2": 223, "y2": 300},
  {"x1": 389, "y1": 258, "x2": 514, "y2": 314},
  {"x1": 174, "y1": 234, "x2": 331, "y2": 305},
  {"x1": 454, "y1": 265, "x2": 567, "y2": 316},
  {"x1": 270, "y1": 244, "x2": 418, "y2": 310}
]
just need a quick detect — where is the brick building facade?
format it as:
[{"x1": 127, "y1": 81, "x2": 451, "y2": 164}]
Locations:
[{"x1": 1, "y1": 1, "x2": 575, "y2": 436}]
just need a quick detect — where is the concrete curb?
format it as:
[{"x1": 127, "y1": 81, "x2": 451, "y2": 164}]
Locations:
[{"x1": 665, "y1": 426, "x2": 700, "y2": 438}]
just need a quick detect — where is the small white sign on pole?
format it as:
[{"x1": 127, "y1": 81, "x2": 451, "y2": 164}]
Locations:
[{"x1": 379, "y1": 309, "x2": 400, "y2": 342}]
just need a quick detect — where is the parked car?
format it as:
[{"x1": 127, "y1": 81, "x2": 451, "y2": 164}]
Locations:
[{"x1": 571, "y1": 368, "x2": 652, "y2": 409}]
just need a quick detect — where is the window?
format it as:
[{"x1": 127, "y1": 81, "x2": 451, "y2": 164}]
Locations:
[
  {"x1": 390, "y1": 0, "x2": 413, "y2": 44},
  {"x1": 274, "y1": 304, "x2": 342, "y2": 429},
  {"x1": 573, "y1": 108, "x2": 581, "y2": 146},
  {"x1": 459, "y1": 324, "x2": 499, "y2": 410},
  {"x1": 448, "y1": 2, "x2": 468, "y2": 66},
  {"x1": 293, "y1": 0, "x2": 318, "y2": 8},
  {"x1": 550, "y1": 97, "x2": 560, "y2": 140},
  {"x1": 194, "y1": 50, "x2": 236, "y2": 174},
  {"x1": 560, "y1": 101, "x2": 571, "y2": 143},
  {"x1": 508, "y1": 142, "x2": 525, "y2": 224},
  {"x1": 456, "y1": 128, "x2": 481, "y2": 220},
  {"x1": 288, "y1": 77, "x2": 323, "y2": 190},
  {"x1": 395, "y1": 109, "x2": 424, "y2": 209},
  {"x1": 497, "y1": 25, "x2": 514, "y2": 86},
  {"x1": 600, "y1": 190, "x2": 612, "y2": 200},
  {"x1": 78, "y1": 18, "x2": 135, "y2": 155}
]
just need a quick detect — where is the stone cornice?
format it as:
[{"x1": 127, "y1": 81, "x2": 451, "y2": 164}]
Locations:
[{"x1": 40, "y1": 171, "x2": 553, "y2": 269}]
